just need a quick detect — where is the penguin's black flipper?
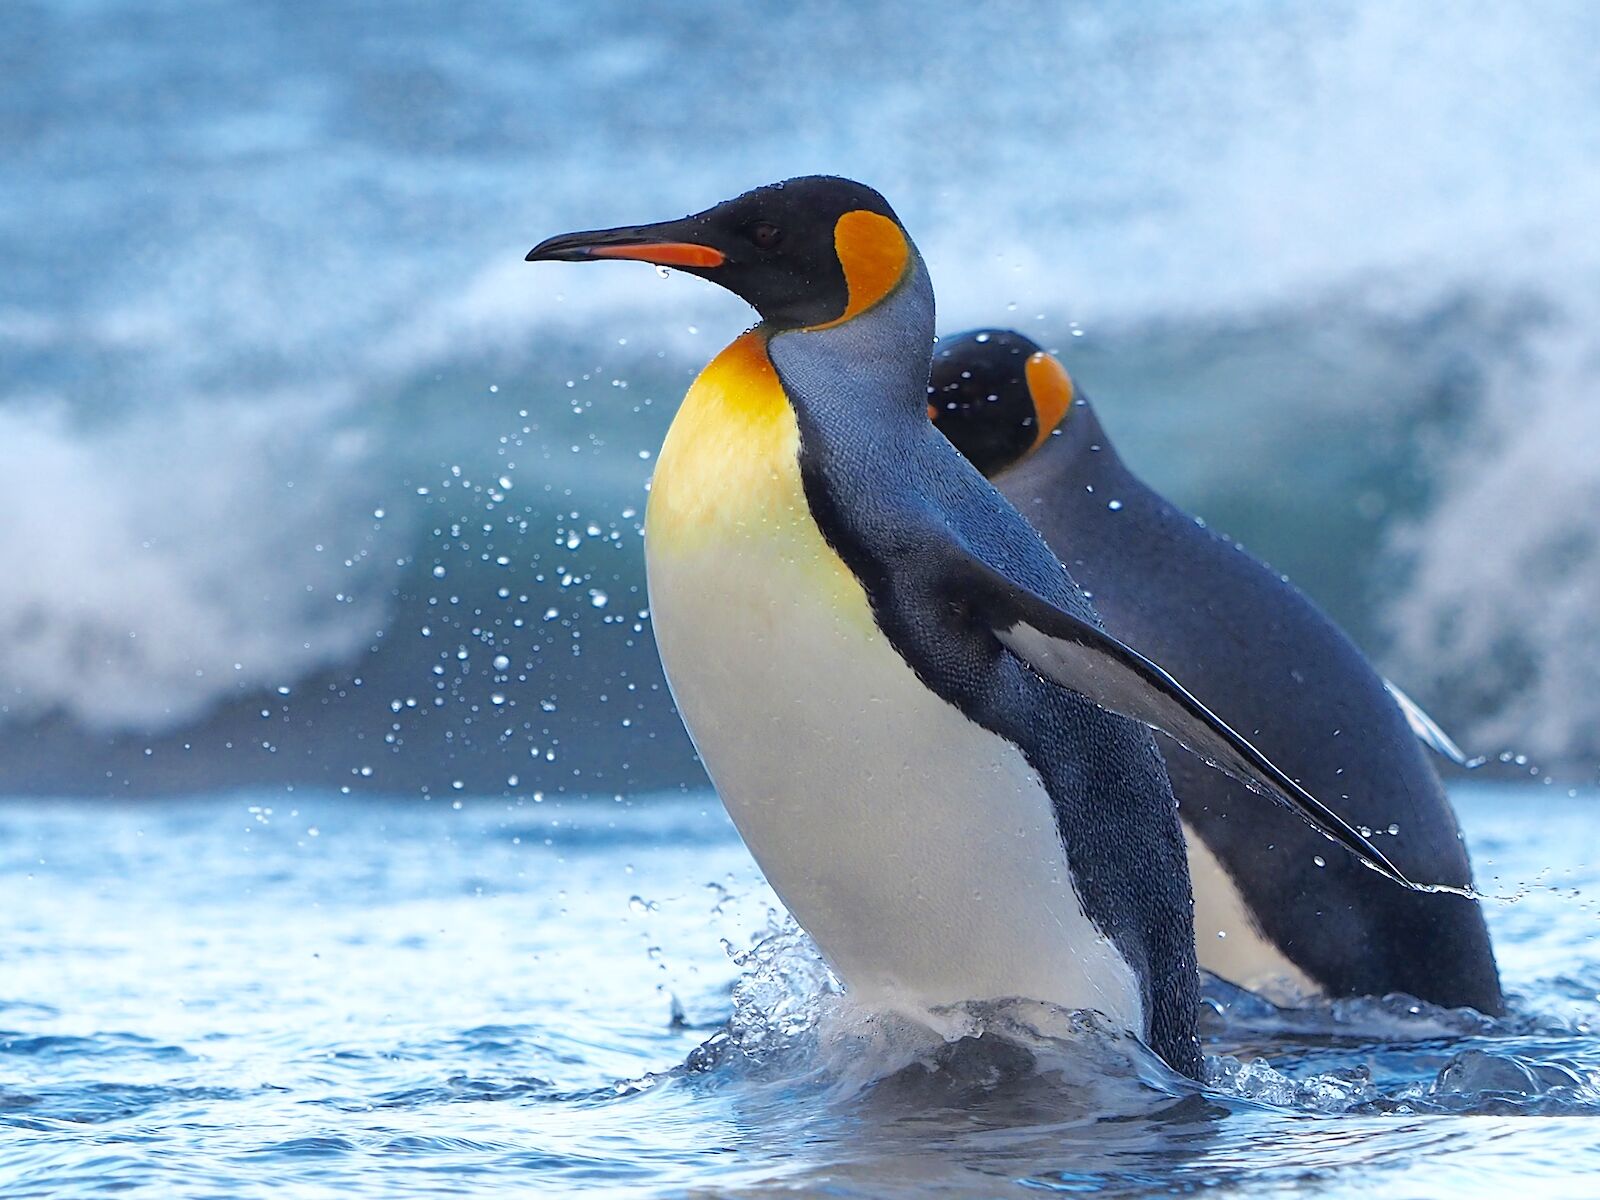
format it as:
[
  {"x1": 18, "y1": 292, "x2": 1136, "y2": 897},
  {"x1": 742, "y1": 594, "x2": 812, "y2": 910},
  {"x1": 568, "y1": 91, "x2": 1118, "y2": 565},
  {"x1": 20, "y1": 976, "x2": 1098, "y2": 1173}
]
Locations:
[
  {"x1": 1384, "y1": 679, "x2": 1479, "y2": 768},
  {"x1": 948, "y1": 552, "x2": 1419, "y2": 890}
]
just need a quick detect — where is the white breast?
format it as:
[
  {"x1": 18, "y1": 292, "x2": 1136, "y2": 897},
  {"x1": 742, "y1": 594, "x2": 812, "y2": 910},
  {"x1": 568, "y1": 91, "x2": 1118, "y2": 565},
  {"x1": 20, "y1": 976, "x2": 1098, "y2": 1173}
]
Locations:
[
  {"x1": 648, "y1": 535, "x2": 1142, "y2": 1028},
  {"x1": 1184, "y1": 820, "x2": 1319, "y2": 1001},
  {"x1": 644, "y1": 338, "x2": 1143, "y2": 1029}
]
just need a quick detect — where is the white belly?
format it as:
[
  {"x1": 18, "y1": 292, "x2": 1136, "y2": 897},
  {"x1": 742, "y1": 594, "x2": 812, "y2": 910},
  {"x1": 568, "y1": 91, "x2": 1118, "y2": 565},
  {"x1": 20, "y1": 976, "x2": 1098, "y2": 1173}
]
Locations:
[
  {"x1": 646, "y1": 527, "x2": 1143, "y2": 1029},
  {"x1": 1184, "y1": 820, "x2": 1319, "y2": 1001},
  {"x1": 644, "y1": 331, "x2": 1142, "y2": 1031}
]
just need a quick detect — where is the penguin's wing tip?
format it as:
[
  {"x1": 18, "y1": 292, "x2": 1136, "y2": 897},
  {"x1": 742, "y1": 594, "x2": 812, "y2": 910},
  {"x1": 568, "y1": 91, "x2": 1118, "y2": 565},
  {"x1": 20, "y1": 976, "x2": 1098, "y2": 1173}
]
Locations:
[
  {"x1": 949, "y1": 551, "x2": 1419, "y2": 890},
  {"x1": 994, "y1": 613, "x2": 1417, "y2": 889}
]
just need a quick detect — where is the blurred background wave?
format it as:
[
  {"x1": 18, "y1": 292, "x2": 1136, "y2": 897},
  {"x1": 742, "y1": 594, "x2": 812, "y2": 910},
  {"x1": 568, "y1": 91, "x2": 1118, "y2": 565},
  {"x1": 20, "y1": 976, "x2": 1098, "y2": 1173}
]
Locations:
[{"x1": 2, "y1": 0, "x2": 1596, "y2": 797}]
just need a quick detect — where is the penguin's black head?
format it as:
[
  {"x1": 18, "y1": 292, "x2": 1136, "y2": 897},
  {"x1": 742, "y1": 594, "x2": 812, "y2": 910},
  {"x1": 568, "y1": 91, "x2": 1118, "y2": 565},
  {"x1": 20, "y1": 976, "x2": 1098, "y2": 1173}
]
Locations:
[
  {"x1": 928, "y1": 330, "x2": 1076, "y2": 478},
  {"x1": 527, "y1": 176, "x2": 911, "y2": 331}
]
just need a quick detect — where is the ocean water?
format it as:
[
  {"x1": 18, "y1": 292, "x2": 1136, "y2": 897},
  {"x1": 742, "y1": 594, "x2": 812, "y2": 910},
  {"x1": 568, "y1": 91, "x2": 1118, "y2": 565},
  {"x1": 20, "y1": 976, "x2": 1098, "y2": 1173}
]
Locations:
[
  {"x1": 3, "y1": 782, "x2": 1599, "y2": 1197},
  {"x1": 3, "y1": 0, "x2": 1600, "y2": 798}
]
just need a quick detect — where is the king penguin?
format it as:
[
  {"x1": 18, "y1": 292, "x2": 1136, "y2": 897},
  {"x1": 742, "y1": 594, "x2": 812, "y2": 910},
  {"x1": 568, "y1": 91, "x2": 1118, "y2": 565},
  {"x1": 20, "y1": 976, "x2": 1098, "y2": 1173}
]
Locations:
[
  {"x1": 928, "y1": 329, "x2": 1501, "y2": 1013},
  {"x1": 527, "y1": 177, "x2": 1417, "y2": 1078}
]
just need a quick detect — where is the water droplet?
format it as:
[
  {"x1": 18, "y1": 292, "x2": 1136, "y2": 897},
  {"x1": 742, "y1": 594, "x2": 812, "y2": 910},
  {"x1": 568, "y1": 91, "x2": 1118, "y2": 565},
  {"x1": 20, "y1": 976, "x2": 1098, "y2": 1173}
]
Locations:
[{"x1": 1313, "y1": 855, "x2": 1327, "y2": 868}]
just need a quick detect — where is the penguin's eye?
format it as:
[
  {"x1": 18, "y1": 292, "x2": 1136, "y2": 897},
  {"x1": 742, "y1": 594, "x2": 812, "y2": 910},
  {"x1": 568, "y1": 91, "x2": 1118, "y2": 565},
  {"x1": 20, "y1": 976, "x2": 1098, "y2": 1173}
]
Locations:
[{"x1": 746, "y1": 222, "x2": 782, "y2": 250}]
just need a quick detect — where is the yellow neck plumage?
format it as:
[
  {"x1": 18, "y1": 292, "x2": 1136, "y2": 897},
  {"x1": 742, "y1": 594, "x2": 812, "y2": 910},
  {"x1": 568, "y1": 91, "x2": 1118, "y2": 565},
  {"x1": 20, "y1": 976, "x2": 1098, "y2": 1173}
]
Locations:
[
  {"x1": 645, "y1": 208, "x2": 913, "y2": 555},
  {"x1": 645, "y1": 331, "x2": 804, "y2": 553}
]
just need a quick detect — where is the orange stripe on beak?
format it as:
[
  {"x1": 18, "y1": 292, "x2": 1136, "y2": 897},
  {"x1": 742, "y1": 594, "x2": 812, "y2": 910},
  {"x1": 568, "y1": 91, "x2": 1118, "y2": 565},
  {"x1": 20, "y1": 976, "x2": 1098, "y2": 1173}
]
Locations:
[{"x1": 587, "y1": 243, "x2": 725, "y2": 269}]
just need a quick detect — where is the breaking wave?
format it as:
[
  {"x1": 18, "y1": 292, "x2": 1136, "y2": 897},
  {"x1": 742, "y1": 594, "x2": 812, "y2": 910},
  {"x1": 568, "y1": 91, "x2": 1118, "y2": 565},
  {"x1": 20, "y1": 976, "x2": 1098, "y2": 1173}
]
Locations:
[{"x1": 3, "y1": 0, "x2": 1597, "y2": 791}]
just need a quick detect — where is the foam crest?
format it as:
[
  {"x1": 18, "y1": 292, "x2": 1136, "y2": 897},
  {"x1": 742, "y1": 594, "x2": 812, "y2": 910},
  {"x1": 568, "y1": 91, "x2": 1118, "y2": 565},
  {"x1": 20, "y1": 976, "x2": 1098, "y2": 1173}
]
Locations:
[
  {"x1": 1386, "y1": 293, "x2": 1600, "y2": 763},
  {"x1": 0, "y1": 392, "x2": 401, "y2": 731}
]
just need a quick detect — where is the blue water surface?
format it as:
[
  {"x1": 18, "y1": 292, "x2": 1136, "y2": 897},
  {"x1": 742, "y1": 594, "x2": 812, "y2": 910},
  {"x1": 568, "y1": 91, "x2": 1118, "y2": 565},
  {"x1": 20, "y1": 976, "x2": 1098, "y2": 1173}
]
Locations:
[{"x1": 2, "y1": 784, "x2": 1598, "y2": 1197}]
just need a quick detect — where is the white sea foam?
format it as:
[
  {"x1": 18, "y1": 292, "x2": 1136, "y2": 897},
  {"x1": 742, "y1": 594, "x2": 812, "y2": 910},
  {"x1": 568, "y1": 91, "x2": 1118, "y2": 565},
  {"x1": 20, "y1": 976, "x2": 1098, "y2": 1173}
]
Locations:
[
  {"x1": 0, "y1": 391, "x2": 399, "y2": 732},
  {"x1": 1385, "y1": 298, "x2": 1600, "y2": 763}
]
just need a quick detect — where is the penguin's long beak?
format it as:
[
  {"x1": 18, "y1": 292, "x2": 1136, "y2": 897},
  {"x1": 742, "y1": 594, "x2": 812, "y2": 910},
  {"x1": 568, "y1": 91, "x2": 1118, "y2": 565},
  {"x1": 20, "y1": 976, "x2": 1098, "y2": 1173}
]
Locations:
[{"x1": 525, "y1": 221, "x2": 725, "y2": 269}]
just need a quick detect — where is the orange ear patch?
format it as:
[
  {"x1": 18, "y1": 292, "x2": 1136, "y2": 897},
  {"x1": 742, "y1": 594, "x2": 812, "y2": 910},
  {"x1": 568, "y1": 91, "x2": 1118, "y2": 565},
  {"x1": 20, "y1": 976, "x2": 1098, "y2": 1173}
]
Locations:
[
  {"x1": 812, "y1": 210, "x2": 909, "y2": 329},
  {"x1": 1024, "y1": 352, "x2": 1075, "y2": 450}
]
